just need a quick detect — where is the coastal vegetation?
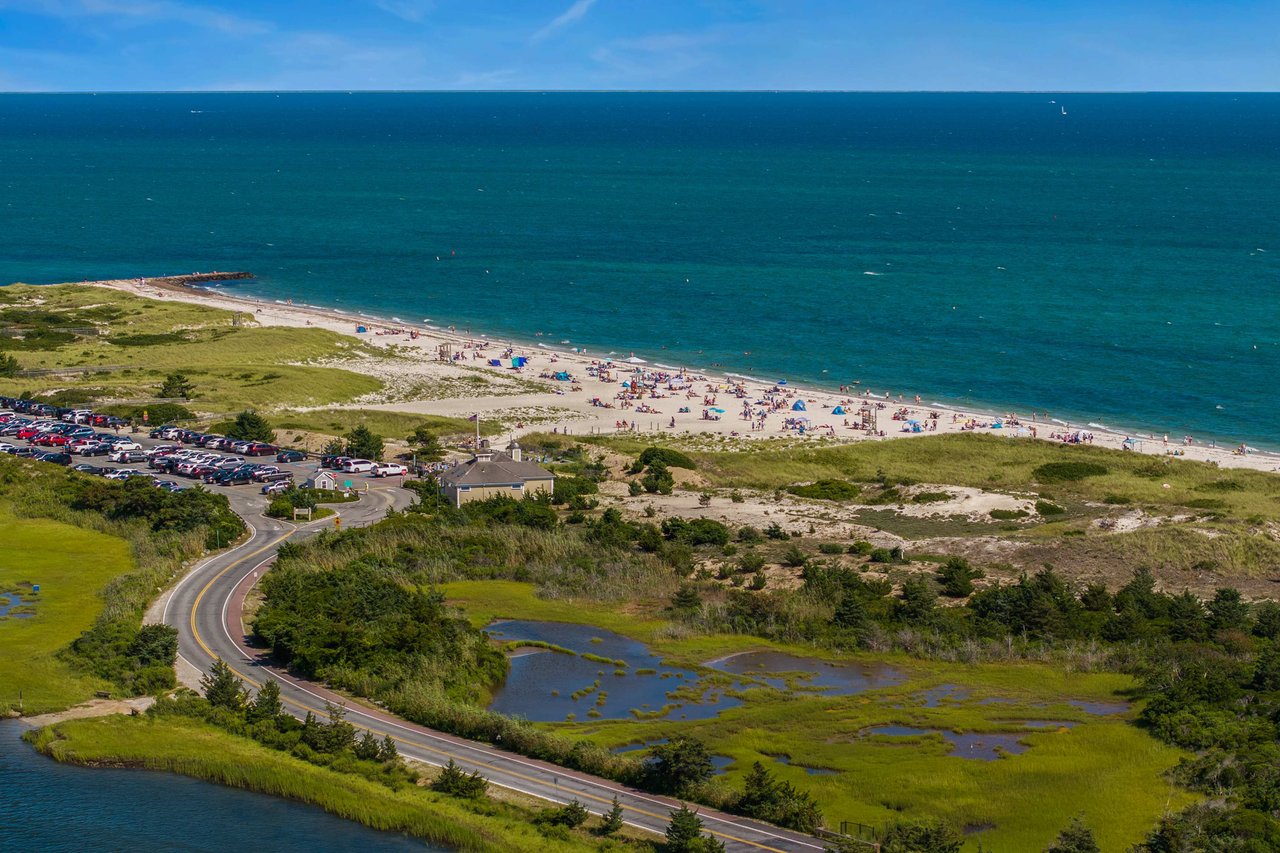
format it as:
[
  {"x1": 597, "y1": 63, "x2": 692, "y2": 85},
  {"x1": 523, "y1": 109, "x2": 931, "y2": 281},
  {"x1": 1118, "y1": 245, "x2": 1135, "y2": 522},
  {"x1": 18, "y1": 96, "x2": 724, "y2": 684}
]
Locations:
[
  {"x1": 0, "y1": 456, "x2": 243, "y2": 713},
  {"x1": 249, "y1": 486, "x2": 1280, "y2": 848}
]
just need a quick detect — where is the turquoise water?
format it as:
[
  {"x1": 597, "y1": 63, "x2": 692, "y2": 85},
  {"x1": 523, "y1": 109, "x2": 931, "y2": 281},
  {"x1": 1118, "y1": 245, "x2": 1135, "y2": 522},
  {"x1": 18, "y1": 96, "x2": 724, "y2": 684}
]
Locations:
[
  {"x1": 2, "y1": 93, "x2": 1277, "y2": 444},
  {"x1": 0, "y1": 722, "x2": 440, "y2": 851}
]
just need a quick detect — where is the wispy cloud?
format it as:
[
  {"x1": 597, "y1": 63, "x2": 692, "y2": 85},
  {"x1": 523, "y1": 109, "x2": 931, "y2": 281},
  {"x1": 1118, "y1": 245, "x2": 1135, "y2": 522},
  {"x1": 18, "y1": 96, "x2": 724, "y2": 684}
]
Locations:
[
  {"x1": 531, "y1": 0, "x2": 597, "y2": 43},
  {"x1": 0, "y1": 0, "x2": 272, "y2": 37},
  {"x1": 372, "y1": 0, "x2": 434, "y2": 24}
]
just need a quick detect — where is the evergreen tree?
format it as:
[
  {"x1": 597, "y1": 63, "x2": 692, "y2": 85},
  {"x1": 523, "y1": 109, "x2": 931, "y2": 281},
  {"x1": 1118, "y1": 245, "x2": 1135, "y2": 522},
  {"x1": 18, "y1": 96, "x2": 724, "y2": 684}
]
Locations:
[
  {"x1": 671, "y1": 583, "x2": 702, "y2": 613},
  {"x1": 834, "y1": 593, "x2": 871, "y2": 636},
  {"x1": 648, "y1": 735, "x2": 713, "y2": 795},
  {"x1": 0, "y1": 353, "x2": 18, "y2": 377},
  {"x1": 128, "y1": 624, "x2": 178, "y2": 667},
  {"x1": 321, "y1": 701, "x2": 356, "y2": 753},
  {"x1": 378, "y1": 735, "x2": 398, "y2": 762},
  {"x1": 1254, "y1": 600, "x2": 1280, "y2": 640},
  {"x1": 881, "y1": 819, "x2": 963, "y2": 853},
  {"x1": 1208, "y1": 587, "x2": 1249, "y2": 634},
  {"x1": 200, "y1": 658, "x2": 245, "y2": 711},
  {"x1": 321, "y1": 437, "x2": 345, "y2": 456},
  {"x1": 300, "y1": 711, "x2": 324, "y2": 750},
  {"x1": 895, "y1": 578, "x2": 937, "y2": 624},
  {"x1": 1045, "y1": 815, "x2": 1101, "y2": 853},
  {"x1": 355, "y1": 730, "x2": 381, "y2": 761},
  {"x1": 227, "y1": 410, "x2": 274, "y2": 442},
  {"x1": 406, "y1": 425, "x2": 444, "y2": 461},
  {"x1": 665, "y1": 804, "x2": 705, "y2": 853},
  {"x1": 159, "y1": 372, "x2": 195, "y2": 399},
  {"x1": 598, "y1": 795, "x2": 624, "y2": 836},
  {"x1": 641, "y1": 460, "x2": 674, "y2": 495},
  {"x1": 936, "y1": 556, "x2": 983, "y2": 598},
  {"x1": 1167, "y1": 590, "x2": 1208, "y2": 642},
  {"x1": 246, "y1": 679, "x2": 283, "y2": 723},
  {"x1": 343, "y1": 425, "x2": 384, "y2": 461},
  {"x1": 431, "y1": 759, "x2": 488, "y2": 798}
]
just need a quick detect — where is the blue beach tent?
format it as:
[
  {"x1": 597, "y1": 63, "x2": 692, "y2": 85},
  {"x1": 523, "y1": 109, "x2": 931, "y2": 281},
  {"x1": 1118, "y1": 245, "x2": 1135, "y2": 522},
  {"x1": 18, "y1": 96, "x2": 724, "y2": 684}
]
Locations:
[
  {"x1": 832, "y1": 405, "x2": 846, "y2": 415},
  {"x1": 791, "y1": 400, "x2": 807, "y2": 411},
  {"x1": 488, "y1": 359, "x2": 502, "y2": 367}
]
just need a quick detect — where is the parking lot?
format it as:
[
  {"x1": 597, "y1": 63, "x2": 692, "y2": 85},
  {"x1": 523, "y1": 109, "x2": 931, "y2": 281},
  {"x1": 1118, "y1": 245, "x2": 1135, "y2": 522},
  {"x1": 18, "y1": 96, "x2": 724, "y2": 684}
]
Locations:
[{"x1": 0, "y1": 406, "x2": 415, "y2": 505}]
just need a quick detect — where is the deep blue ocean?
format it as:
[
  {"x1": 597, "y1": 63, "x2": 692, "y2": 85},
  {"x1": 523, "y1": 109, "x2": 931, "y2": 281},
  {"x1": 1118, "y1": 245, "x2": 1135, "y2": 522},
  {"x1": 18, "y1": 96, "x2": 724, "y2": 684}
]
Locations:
[{"x1": 1, "y1": 92, "x2": 1277, "y2": 445}]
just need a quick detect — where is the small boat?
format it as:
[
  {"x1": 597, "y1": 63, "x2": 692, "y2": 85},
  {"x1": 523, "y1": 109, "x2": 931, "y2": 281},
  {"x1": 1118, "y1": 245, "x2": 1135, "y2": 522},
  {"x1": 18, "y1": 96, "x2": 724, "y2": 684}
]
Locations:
[{"x1": 1061, "y1": 106, "x2": 1067, "y2": 116}]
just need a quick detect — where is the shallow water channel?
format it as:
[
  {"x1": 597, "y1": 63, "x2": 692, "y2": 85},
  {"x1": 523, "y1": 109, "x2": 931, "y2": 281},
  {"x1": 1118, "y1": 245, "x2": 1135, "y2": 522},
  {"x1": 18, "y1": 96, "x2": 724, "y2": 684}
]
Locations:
[
  {"x1": 0, "y1": 591, "x2": 34, "y2": 619},
  {"x1": 486, "y1": 621, "x2": 906, "y2": 722}
]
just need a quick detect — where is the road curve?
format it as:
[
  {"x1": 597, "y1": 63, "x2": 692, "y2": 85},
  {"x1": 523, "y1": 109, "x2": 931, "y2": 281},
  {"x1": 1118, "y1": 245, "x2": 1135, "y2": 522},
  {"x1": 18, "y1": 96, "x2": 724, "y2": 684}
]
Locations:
[{"x1": 163, "y1": 481, "x2": 829, "y2": 853}]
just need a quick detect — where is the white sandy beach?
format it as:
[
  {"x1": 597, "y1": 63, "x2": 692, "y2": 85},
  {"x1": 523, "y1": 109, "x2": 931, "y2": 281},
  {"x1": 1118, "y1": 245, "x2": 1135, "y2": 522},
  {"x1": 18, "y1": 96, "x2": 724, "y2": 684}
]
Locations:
[{"x1": 88, "y1": 276, "x2": 1280, "y2": 474}]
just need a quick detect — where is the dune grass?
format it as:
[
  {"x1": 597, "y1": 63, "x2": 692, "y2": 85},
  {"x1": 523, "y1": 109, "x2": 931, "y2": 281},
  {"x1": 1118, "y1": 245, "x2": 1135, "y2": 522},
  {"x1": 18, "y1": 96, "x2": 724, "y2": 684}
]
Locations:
[
  {"x1": 1, "y1": 283, "x2": 381, "y2": 413},
  {"x1": 590, "y1": 433, "x2": 1280, "y2": 522},
  {"x1": 276, "y1": 408, "x2": 496, "y2": 442},
  {"x1": 26, "y1": 715, "x2": 618, "y2": 853},
  {"x1": 0, "y1": 506, "x2": 134, "y2": 714}
]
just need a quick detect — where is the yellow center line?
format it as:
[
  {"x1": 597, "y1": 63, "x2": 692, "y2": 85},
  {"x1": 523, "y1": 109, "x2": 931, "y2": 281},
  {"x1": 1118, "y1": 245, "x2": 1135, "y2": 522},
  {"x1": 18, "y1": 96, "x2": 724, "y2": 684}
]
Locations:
[{"x1": 188, "y1": 529, "x2": 799, "y2": 853}]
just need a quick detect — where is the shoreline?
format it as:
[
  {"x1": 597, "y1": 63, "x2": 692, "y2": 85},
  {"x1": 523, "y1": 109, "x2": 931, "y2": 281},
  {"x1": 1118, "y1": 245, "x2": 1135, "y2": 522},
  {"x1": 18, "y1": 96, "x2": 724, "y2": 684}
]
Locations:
[{"x1": 72, "y1": 274, "x2": 1280, "y2": 474}]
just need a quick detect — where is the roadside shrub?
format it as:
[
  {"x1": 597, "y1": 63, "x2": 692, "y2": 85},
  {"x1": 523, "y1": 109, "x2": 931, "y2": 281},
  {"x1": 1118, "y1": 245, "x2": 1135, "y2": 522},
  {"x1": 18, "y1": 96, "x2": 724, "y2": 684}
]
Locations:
[
  {"x1": 1033, "y1": 461, "x2": 1109, "y2": 483},
  {"x1": 431, "y1": 759, "x2": 488, "y2": 799},
  {"x1": 266, "y1": 497, "x2": 296, "y2": 519},
  {"x1": 786, "y1": 479, "x2": 861, "y2": 501}
]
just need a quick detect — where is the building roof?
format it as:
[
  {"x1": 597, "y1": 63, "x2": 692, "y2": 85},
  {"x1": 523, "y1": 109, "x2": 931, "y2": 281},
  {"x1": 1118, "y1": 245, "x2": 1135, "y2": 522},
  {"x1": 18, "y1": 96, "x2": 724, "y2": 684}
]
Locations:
[{"x1": 437, "y1": 450, "x2": 554, "y2": 488}]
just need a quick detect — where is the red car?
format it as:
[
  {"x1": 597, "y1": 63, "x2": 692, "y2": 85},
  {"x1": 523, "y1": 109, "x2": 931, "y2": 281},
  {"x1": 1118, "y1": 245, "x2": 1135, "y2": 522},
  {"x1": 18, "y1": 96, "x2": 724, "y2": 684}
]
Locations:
[
  {"x1": 16, "y1": 426, "x2": 42, "y2": 440},
  {"x1": 245, "y1": 443, "x2": 277, "y2": 457}
]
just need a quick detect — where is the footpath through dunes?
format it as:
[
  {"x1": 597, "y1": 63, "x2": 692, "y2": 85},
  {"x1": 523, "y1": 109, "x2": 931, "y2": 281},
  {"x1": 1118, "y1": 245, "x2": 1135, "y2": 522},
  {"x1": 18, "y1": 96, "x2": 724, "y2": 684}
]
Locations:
[{"x1": 163, "y1": 481, "x2": 828, "y2": 853}]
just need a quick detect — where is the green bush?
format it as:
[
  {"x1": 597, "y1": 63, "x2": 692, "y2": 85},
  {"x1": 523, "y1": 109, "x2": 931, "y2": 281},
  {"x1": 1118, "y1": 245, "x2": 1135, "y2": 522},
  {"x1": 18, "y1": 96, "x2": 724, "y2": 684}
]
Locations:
[
  {"x1": 786, "y1": 479, "x2": 861, "y2": 501},
  {"x1": 1102, "y1": 494, "x2": 1132, "y2": 505},
  {"x1": 818, "y1": 543, "x2": 844, "y2": 555},
  {"x1": 989, "y1": 508, "x2": 1030, "y2": 521},
  {"x1": 266, "y1": 498, "x2": 296, "y2": 519},
  {"x1": 629, "y1": 446, "x2": 696, "y2": 473},
  {"x1": 911, "y1": 491, "x2": 953, "y2": 504},
  {"x1": 1032, "y1": 461, "x2": 1109, "y2": 483},
  {"x1": 1035, "y1": 500, "x2": 1066, "y2": 515},
  {"x1": 552, "y1": 476, "x2": 599, "y2": 505}
]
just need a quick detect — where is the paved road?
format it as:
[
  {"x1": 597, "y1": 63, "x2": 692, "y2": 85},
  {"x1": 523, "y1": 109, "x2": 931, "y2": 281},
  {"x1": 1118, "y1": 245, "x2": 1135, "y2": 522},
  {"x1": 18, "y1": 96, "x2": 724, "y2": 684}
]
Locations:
[{"x1": 160, "y1": 471, "x2": 830, "y2": 852}]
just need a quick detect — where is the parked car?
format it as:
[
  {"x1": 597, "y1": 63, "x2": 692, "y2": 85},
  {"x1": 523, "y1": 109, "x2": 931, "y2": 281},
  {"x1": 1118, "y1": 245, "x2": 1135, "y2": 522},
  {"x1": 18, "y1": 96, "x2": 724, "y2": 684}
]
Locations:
[
  {"x1": 258, "y1": 471, "x2": 293, "y2": 484},
  {"x1": 341, "y1": 458, "x2": 375, "y2": 473},
  {"x1": 79, "y1": 442, "x2": 113, "y2": 456},
  {"x1": 371, "y1": 462, "x2": 408, "y2": 477},
  {"x1": 276, "y1": 449, "x2": 306, "y2": 463},
  {"x1": 249, "y1": 465, "x2": 281, "y2": 482},
  {"x1": 109, "y1": 449, "x2": 148, "y2": 464},
  {"x1": 210, "y1": 467, "x2": 254, "y2": 485},
  {"x1": 320, "y1": 455, "x2": 350, "y2": 469},
  {"x1": 261, "y1": 480, "x2": 291, "y2": 495},
  {"x1": 36, "y1": 451, "x2": 73, "y2": 465},
  {"x1": 109, "y1": 439, "x2": 141, "y2": 451},
  {"x1": 245, "y1": 442, "x2": 277, "y2": 457}
]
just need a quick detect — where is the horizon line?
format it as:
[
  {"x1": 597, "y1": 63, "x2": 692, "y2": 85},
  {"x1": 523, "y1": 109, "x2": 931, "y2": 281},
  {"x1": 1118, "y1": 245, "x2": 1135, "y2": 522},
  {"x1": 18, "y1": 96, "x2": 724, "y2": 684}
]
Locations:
[{"x1": 1, "y1": 88, "x2": 1278, "y2": 96}]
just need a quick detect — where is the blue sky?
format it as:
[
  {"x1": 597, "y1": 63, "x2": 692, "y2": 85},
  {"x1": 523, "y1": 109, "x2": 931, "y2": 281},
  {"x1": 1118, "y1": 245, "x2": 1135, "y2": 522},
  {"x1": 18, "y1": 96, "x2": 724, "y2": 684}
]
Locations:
[{"x1": 0, "y1": 0, "x2": 1276, "y2": 91}]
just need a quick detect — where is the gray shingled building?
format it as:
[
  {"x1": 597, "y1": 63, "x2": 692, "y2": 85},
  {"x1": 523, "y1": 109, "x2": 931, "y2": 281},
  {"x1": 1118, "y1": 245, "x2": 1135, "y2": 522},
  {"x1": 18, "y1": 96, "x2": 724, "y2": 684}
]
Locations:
[{"x1": 436, "y1": 440, "x2": 554, "y2": 507}]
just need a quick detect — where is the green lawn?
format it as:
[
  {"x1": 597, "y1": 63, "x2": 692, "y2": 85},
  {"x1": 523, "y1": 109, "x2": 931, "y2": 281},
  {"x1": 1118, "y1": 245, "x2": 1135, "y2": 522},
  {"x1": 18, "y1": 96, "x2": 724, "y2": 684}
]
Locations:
[
  {"x1": 26, "y1": 715, "x2": 623, "y2": 853},
  {"x1": 0, "y1": 507, "x2": 135, "y2": 714},
  {"x1": 275, "y1": 408, "x2": 496, "y2": 443},
  {"x1": 444, "y1": 579, "x2": 1193, "y2": 851}
]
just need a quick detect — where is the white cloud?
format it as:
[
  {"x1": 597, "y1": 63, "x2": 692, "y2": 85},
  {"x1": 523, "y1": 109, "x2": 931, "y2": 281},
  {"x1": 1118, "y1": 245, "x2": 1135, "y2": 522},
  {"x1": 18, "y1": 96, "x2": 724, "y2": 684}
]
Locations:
[
  {"x1": 372, "y1": 0, "x2": 434, "y2": 24},
  {"x1": 0, "y1": 0, "x2": 272, "y2": 37},
  {"x1": 530, "y1": 0, "x2": 596, "y2": 43}
]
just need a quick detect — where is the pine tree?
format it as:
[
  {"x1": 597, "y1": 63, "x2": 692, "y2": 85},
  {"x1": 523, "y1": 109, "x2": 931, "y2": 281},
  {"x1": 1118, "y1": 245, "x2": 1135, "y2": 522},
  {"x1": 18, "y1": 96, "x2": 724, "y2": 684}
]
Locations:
[
  {"x1": 597, "y1": 795, "x2": 624, "y2": 836},
  {"x1": 301, "y1": 711, "x2": 324, "y2": 750},
  {"x1": 321, "y1": 701, "x2": 356, "y2": 753},
  {"x1": 246, "y1": 679, "x2": 283, "y2": 723},
  {"x1": 671, "y1": 584, "x2": 702, "y2": 613},
  {"x1": 227, "y1": 410, "x2": 274, "y2": 442},
  {"x1": 355, "y1": 730, "x2": 381, "y2": 761},
  {"x1": 200, "y1": 658, "x2": 245, "y2": 711},
  {"x1": 159, "y1": 372, "x2": 195, "y2": 399},
  {"x1": 665, "y1": 804, "x2": 704, "y2": 853},
  {"x1": 343, "y1": 425, "x2": 384, "y2": 461},
  {"x1": 378, "y1": 734, "x2": 398, "y2": 761},
  {"x1": 1045, "y1": 815, "x2": 1101, "y2": 853}
]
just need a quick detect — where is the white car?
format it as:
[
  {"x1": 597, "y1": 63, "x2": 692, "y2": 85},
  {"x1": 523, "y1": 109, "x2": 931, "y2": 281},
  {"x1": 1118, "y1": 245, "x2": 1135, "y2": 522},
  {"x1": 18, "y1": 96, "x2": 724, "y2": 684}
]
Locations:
[
  {"x1": 109, "y1": 439, "x2": 141, "y2": 451},
  {"x1": 370, "y1": 462, "x2": 407, "y2": 477},
  {"x1": 342, "y1": 458, "x2": 375, "y2": 473}
]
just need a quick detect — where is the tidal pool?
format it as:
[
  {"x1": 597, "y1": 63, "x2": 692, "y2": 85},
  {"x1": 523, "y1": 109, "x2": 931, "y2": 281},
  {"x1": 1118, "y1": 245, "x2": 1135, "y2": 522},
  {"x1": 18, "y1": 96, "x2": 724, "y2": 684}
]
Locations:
[
  {"x1": 768, "y1": 754, "x2": 838, "y2": 776},
  {"x1": 0, "y1": 592, "x2": 33, "y2": 619},
  {"x1": 486, "y1": 620, "x2": 740, "y2": 722},
  {"x1": 863, "y1": 725, "x2": 1058, "y2": 760},
  {"x1": 707, "y1": 651, "x2": 905, "y2": 695}
]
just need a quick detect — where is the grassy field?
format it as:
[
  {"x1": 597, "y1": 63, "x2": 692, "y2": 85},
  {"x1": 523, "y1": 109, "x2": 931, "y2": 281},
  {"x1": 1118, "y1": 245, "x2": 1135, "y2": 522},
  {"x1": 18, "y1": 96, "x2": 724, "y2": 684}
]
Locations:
[
  {"x1": 1, "y1": 284, "x2": 381, "y2": 414},
  {"x1": 26, "y1": 715, "x2": 632, "y2": 853},
  {"x1": 444, "y1": 579, "x2": 1193, "y2": 852},
  {"x1": 0, "y1": 506, "x2": 134, "y2": 714},
  {"x1": 275, "y1": 408, "x2": 497, "y2": 443}
]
